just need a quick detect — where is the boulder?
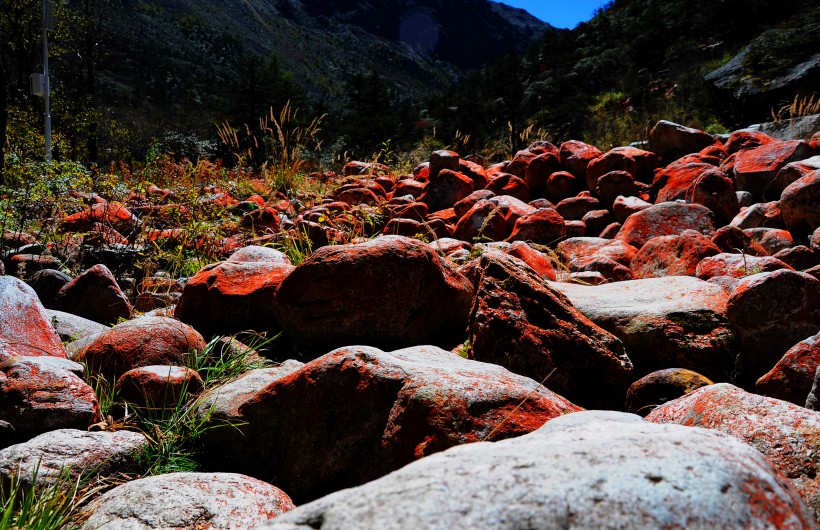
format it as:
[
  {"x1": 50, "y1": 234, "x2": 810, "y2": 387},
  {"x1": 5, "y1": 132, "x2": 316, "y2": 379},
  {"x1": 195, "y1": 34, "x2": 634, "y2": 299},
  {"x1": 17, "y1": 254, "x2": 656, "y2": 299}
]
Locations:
[
  {"x1": 504, "y1": 241, "x2": 557, "y2": 281},
  {"x1": 616, "y1": 202, "x2": 719, "y2": 250},
  {"x1": 652, "y1": 163, "x2": 739, "y2": 223},
  {"x1": 453, "y1": 199, "x2": 508, "y2": 242},
  {"x1": 273, "y1": 236, "x2": 473, "y2": 353},
  {"x1": 649, "y1": 120, "x2": 720, "y2": 162},
  {"x1": 259, "y1": 411, "x2": 817, "y2": 530},
  {"x1": 80, "y1": 472, "x2": 294, "y2": 530},
  {"x1": 552, "y1": 276, "x2": 737, "y2": 382},
  {"x1": 555, "y1": 194, "x2": 601, "y2": 220},
  {"x1": 0, "y1": 356, "x2": 99, "y2": 444},
  {"x1": 53, "y1": 264, "x2": 132, "y2": 326},
  {"x1": 524, "y1": 151, "x2": 562, "y2": 192},
  {"x1": 420, "y1": 169, "x2": 475, "y2": 212},
  {"x1": 175, "y1": 248, "x2": 294, "y2": 340},
  {"x1": 468, "y1": 251, "x2": 632, "y2": 409},
  {"x1": 0, "y1": 276, "x2": 67, "y2": 362},
  {"x1": 726, "y1": 270, "x2": 820, "y2": 384},
  {"x1": 724, "y1": 129, "x2": 775, "y2": 155},
  {"x1": 781, "y1": 169, "x2": 820, "y2": 236},
  {"x1": 25, "y1": 269, "x2": 72, "y2": 309},
  {"x1": 625, "y1": 368, "x2": 713, "y2": 416},
  {"x1": 115, "y1": 365, "x2": 204, "y2": 411},
  {"x1": 612, "y1": 195, "x2": 652, "y2": 223},
  {"x1": 567, "y1": 254, "x2": 634, "y2": 282},
  {"x1": 200, "y1": 345, "x2": 580, "y2": 503},
  {"x1": 558, "y1": 140, "x2": 602, "y2": 180},
  {"x1": 557, "y1": 237, "x2": 638, "y2": 267},
  {"x1": 45, "y1": 309, "x2": 108, "y2": 344},
  {"x1": 630, "y1": 230, "x2": 720, "y2": 278},
  {"x1": 776, "y1": 156, "x2": 820, "y2": 193},
  {"x1": 711, "y1": 225, "x2": 769, "y2": 256},
  {"x1": 76, "y1": 316, "x2": 206, "y2": 383},
  {"x1": 775, "y1": 245, "x2": 818, "y2": 271},
  {"x1": 745, "y1": 226, "x2": 794, "y2": 254},
  {"x1": 586, "y1": 150, "x2": 637, "y2": 192},
  {"x1": 647, "y1": 383, "x2": 820, "y2": 522},
  {"x1": 610, "y1": 146, "x2": 662, "y2": 183},
  {"x1": 695, "y1": 252, "x2": 793, "y2": 279},
  {"x1": 0, "y1": 429, "x2": 146, "y2": 490},
  {"x1": 731, "y1": 201, "x2": 785, "y2": 230},
  {"x1": 756, "y1": 332, "x2": 820, "y2": 405},
  {"x1": 504, "y1": 207, "x2": 565, "y2": 245},
  {"x1": 595, "y1": 170, "x2": 637, "y2": 209},
  {"x1": 733, "y1": 140, "x2": 813, "y2": 200},
  {"x1": 485, "y1": 173, "x2": 530, "y2": 202},
  {"x1": 543, "y1": 170, "x2": 577, "y2": 203}
]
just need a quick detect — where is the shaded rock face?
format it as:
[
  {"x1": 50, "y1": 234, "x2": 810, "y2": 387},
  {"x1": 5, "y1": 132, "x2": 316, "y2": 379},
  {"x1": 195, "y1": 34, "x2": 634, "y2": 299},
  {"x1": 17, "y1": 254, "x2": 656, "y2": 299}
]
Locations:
[
  {"x1": 76, "y1": 316, "x2": 206, "y2": 383},
  {"x1": 781, "y1": 169, "x2": 820, "y2": 236},
  {"x1": 649, "y1": 120, "x2": 719, "y2": 162},
  {"x1": 273, "y1": 236, "x2": 473, "y2": 353},
  {"x1": 80, "y1": 472, "x2": 294, "y2": 530},
  {"x1": 174, "y1": 248, "x2": 294, "y2": 340},
  {"x1": 200, "y1": 344, "x2": 580, "y2": 504},
  {"x1": 625, "y1": 368, "x2": 713, "y2": 417},
  {"x1": 726, "y1": 270, "x2": 820, "y2": 385},
  {"x1": 652, "y1": 163, "x2": 740, "y2": 223},
  {"x1": 756, "y1": 332, "x2": 820, "y2": 406},
  {"x1": 115, "y1": 365, "x2": 204, "y2": 411},
  {"x1": 552, "y1": 276, "x2": 738, "y2": 382},
  {"x1": 695, "y1": 253, "x2": 793, "y2": 279},
  {"x1": 467, "y1": 251, "x2": 633, "y2": 409},
  {"x1": 259, "y1": 411, "x2": 817, "y2": 530},
  {"x1": 53, "y1": 264, "x2": 133, "y2": 326},
  {"x1": 0, "y1": 429, "x2": 146, "y2": 491},
  {"x1": 647, "y1": 383, "x2": 820, "y2": 522},
  {"x1": 0, "y1": 357, "x2": 100, "y2": 444},
  {"x1": 0, "y1": 276, "x2": 67, "y2": 362}
]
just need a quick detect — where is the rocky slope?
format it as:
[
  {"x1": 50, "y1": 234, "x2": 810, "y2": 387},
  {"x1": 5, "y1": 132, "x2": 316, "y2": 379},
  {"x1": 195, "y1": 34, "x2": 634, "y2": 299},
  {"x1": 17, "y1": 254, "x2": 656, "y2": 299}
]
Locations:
[{"x1": 2, "y1": 120, "x2": 820, "y2": 527}]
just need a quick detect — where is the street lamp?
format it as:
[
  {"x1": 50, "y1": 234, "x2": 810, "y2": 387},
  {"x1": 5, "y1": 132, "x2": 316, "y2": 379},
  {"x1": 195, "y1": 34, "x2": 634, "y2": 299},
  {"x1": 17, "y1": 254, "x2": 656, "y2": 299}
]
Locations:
[{"x1": 30, "y1": 0, "x2": 54, "y2": 162}]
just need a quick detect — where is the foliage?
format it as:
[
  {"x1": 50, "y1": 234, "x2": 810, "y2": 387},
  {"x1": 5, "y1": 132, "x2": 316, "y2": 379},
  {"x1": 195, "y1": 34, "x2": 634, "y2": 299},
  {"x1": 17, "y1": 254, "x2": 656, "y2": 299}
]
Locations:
[{"x1": 0, "y1": 462, "x2": 82, "y2": 530}]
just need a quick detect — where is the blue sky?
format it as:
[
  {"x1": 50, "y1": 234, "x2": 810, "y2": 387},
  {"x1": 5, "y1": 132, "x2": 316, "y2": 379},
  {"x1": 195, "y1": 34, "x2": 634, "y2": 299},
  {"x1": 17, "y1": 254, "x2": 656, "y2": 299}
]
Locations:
[{"x1": 497, "y1": 1, "x2": 611, "y2": 28}]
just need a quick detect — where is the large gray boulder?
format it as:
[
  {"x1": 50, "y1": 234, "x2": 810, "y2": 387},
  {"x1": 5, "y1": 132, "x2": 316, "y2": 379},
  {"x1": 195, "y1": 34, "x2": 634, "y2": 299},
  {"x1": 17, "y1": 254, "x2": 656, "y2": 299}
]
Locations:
[
  {"x1": 0, "y1": 429, "x2": 146, "y2": 491},
  {"x1": 80, "y1": 472, "x2": 294, "y2": 529},
  {"x1": 258, "y1": 411, "x2": 817, "y2": 530},
  {"x1": 551, "y1": 276, "x2": 738, "y2": 381}
]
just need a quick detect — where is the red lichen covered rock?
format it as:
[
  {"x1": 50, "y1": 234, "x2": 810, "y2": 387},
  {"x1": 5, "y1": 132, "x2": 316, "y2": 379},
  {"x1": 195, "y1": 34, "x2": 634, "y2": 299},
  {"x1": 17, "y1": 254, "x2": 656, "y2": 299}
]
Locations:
[
  {"x1": 745, "y1": 227, "x2": 794, "y2": 254},
  {"x1": 781, "y1": 170, "x2": 820, "y2": 236},
  {"x1": 485, "y1": 173, "x2": 530, "y2": 203},
  {"x1": 524, "y1": 152, "x2": 562, "y2": 192},
  {"x1": 756, "y1": 333, "x2": 820, "y2": 405},
  {"x1": 568, "y1": 254, "x2": 634, "y2": 282},
  {"x1": 711, "y1": 225, "x2": 769, "y2": 256},
  {"x1": 775, "y1": 245, "x2": 818, "y2": 271},
  {"x1": 53, "y1": 264, "x2": 133, "y2": 326},
  {"x1": 630, "y1": 230, "x2": 720, "y2": 278},
  {"x1": 653, "y1": 163, "x2": 740, "y2": 223},
  {"x1": 555, "y1": 194, "x2": 601, "y2": 221},
  {"x1": 610, "y1": 146, "x2": 661, "y2": 183},
  {"x1": 420, "y1": 169, "x2": 475, "y2": 212},
  {"x1": 557, "y1": 237, "x2": 638, "y2": 267},
  {"x1": 553, "y1": 276, "x2": 736, "y2": 382},
  {"x1": 647, "y1": 383, "x2": 820, "y2": 522},
  {"x1": 0, "y1": 276, "x2": 66, "y2": 362},
  {"x1": 595, "y1": 170, "x2": 638, "y2": 209},
  {"x1": 616, "y1": 202, "x2": 719, "y2": 250},
  {"x1": 505, "y1": 207, "x2": 565, "y2": 245},
  {"x1": 273, "y1": 236, "x2": 473, "y2": 352},
  {"x1": 58, "y1": 201, "x2": 139, "y2": 235},
  {"x1": 585, "y1": 150, "x2": 637, "y2": 192},
  {"x1": 731, "y1": 201, "x2": 785, "y2": 230},
  {"x1": 734, "y1": 140, "x2": 813, "y2": 200},
  {"x1": 727, "y1": 270, "x2": 820, "y2": 384},
  {"x1": 724, "y1": 129, "x2": 775, "y2": 155},
  {"x1": 695, "y1": 253, "x2": 793, "y2": 279},
  {"x1": 0, "y1": 356, "x2": 100, "y2": 442},
  {"x1": 200, "y1": 344, "x2": 581, "y2": 503},
  {"x1": 504, "y1": 241, "x2": 557, "y2": 281},
  {"x1": 543, "y1": 171, "x2": 577, "y2": 203},
  {"x1": 468, "y1": 251, "x2": 633, "y2": 409},
  {"x1": 115, "y1": 365, "x2": 204, "y2": 411},
  {"x1": 76, "y1": 316, "x2": 207, "y2": 383},
  {"x1": 775, "y1": 156, "x2": 820, "y2": 194},
  {"x1": 625, "y1": 368, "x2": 713, "y2": 416},
  {"x1": 175, "y1": 247, "x2": 294, "y2": 339},
  {"x1": 559, "y1": 140, "x2": 602, "y2": 181},
  {"x1": 453, "y1": 199, "x2": 508, "y2": 242}
]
